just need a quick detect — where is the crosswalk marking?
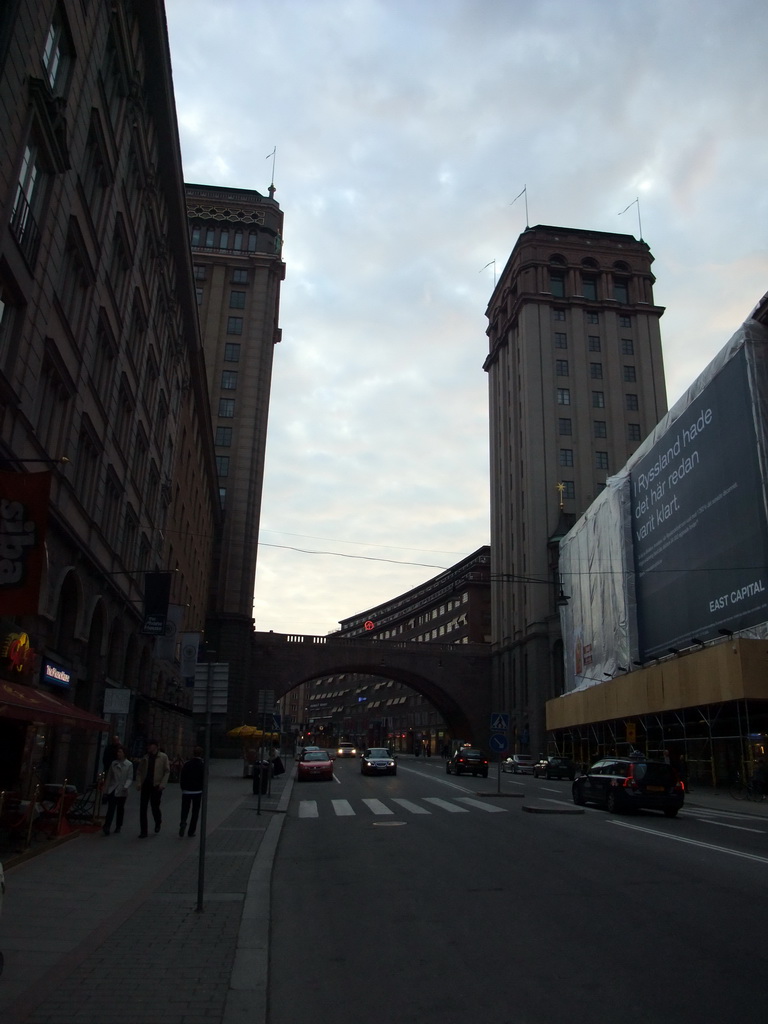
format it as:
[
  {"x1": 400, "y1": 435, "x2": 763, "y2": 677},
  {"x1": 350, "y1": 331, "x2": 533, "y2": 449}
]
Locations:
[
  {"x1": 362, "y1": 798, "x2": 394, "y2": 815},
  {"x1": 295, "y1": 795, "x2": 514, "y2": 819},
  {"x1": 391, "y1": 798, "x2": 432, "y2": 814},
  {"x1": 423, "y1": 797, "x2": 469, "y2": 813},
  {"x1": 455, "y1": 797, "x2": 508, "y2": 813}
]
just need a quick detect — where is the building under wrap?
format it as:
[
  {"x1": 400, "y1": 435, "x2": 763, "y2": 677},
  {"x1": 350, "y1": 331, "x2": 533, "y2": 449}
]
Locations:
[{"x1": 548, "y1": 316, "x2": 768, "y2": 784}]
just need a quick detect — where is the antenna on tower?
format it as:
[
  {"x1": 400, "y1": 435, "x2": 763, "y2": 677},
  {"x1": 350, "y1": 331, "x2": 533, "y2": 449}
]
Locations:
[
  {"x1": 266, "y1": 147, "x2": 277, "y2": 198},
  {"x1": 619, "y1": 196, "x2": 643, "y2": 240},
  {"x1": 510, "y1": 185, "x2": 529, "y2": 228},
  {"x1": 480, "y1": 260, "x2": 497, "y2": 288}
]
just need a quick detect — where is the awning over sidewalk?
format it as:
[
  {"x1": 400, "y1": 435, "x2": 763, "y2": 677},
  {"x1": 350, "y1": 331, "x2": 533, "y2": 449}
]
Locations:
[{"x1": 0, "y1": 680, "x2": 109, "y2": 730}]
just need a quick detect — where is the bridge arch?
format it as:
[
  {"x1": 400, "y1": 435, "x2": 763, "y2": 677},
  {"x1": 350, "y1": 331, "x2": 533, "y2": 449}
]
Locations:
[{"x1": 250, "y1": 632, "x2": 492, "y2": 746}]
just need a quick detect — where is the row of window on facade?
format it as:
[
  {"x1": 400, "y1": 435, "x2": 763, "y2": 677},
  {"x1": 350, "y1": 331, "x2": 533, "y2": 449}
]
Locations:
[
  {"x1": 344, "y1": 593, "x2": 471, "y2": 638},
  {"x1": 552, "y1": 309, "x2": 633, "y2": 329},
  {"x1": 559, "y1": 449, "x2": 609, "y2": 471},
  {"x1": 555, "y1": 333, "x2": 635, "y2": 355},
  {"x1": 548, "y1": 258, "x2": 634, "y2": 303},
  {"x1": 190, "y1": 225, "x2": 273, "y2": 253},
  {"x1": 194, "y1": 267, "x2": 249, "y2": 284},
  {"x1": 555, "y1": 359, "x2": 637, "y2": 382},
  {"x1": 556, "y1": 388, "x2": 640, "y2": 412},
  {"x1": 558, "y1": 417, "x2": 642, "y2": 443}
]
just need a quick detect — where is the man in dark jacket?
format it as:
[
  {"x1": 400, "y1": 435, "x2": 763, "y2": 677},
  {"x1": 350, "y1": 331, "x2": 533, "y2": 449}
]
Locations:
[{"x1": 179, "y1": 747, "x2": 204, "y2": 838}]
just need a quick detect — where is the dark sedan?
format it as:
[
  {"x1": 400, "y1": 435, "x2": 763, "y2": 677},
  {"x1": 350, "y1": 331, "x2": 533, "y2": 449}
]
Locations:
[
  {"x1": 446, "y1": 748, "x2": 489, "y2": 777},
  {"x1": 361, "y1": 748, "x2": 397, "y2": 775},
  {"x1": 533, "y1": 756, "x2": 577, "y2": 780},
  {"x1": 572, "y1": 757, "x2": 684, "y2": 816}
]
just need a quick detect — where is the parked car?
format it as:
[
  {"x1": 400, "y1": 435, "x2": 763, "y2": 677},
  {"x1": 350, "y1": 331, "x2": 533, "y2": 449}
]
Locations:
[
  {"x1": 296, "y1": 750, "x2": 334, "y2": 781},
  {"x1": 295, "y1": 744, "x2": 321, "y2": 762},
  {"x1": 361, "y1": 748, "x2": 397, "y2": 775},
  {"x1": 502, "y1": 754, "x2": 537, "y2": 774},
  {"x1": 336, "y1": 742, "x2": 358, "y2": 758},
  {"x1": 447, "y1": 748, "x2": 489, "y2": 777},
  {"x1": 572, "y1": 757, "x2": 684, "y2": 816},
  {"x1": 533, "y1": 756, "x2": 577, "y2": 780}
]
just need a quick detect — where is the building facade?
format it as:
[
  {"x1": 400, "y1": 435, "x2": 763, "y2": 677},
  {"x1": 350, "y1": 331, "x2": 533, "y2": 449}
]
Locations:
[
  {"x1": 0, "y1": 0, "x2": 219, "y2": 794},
  {"x1": 484, "y1": 225, "x2": 667, "y2": 755},
  {"x1": 185, "y1": 183, "x2": 285, "y2": 730}
]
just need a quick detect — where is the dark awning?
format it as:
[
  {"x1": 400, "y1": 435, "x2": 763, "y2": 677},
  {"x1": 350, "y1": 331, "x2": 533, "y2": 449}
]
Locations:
[{"x1": 0, "y1": 680, "x2": 109, "y2": 731}]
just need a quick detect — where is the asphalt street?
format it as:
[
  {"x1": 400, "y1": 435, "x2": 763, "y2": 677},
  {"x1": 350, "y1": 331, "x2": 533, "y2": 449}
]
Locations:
[{"x1": 269, "y1": 756, "x2": 768, "y2": 1024}]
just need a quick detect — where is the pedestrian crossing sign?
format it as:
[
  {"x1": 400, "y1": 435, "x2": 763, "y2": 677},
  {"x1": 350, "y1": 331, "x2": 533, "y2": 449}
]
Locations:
[{"x1": 490, "y1": 712, "x2": 509, "y2": 732}]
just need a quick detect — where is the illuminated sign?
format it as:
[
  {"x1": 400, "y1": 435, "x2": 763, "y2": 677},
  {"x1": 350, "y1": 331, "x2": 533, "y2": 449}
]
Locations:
[
  {"x1": 2, "y1": 631, "x2": 36, "y2": 673},
  {"x1": 42, "y1": 658, "x2": 71, "y2": 689}
]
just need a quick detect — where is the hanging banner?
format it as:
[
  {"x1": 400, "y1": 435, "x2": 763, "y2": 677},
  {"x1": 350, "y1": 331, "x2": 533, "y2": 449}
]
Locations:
[
  {"x1": 0, "y1": 470, "x2": 51, "y2": 616},
  {"x1": 180, "y1": 632, "x2": 200, "y2": 681},
  {"x1": 153, "y1": 603, "x2": 186, "y2": 660},
  {"x1": 141, "y1": 571, "x2": 172, "y2": 635}
]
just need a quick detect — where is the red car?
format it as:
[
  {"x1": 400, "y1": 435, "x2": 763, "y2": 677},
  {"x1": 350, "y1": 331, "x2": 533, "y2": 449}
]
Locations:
[{"x1": 297, "y1": 749, "x2": 334, "y2": 781}]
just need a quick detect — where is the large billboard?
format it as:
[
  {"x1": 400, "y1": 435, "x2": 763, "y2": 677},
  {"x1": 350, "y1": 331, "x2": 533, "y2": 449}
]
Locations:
[{"x1": 631, "y1": 346, "x2": 768, "y2": 659}]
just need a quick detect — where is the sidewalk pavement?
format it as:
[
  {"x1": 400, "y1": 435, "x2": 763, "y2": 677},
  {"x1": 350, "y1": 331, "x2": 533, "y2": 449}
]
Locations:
[{"x1": 0, "y1": 759, "x2": 295, "y2": 1024}]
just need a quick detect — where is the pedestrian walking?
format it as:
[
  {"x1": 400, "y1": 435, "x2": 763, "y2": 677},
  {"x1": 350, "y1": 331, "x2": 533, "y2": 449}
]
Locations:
[
  {"x1": 102, "y1": 733, "x2": 121, "y2": 774},
  {"x1": 102, "y1": 746, "x2": 133, "y2": 835},
  {"x1": 135, "y1": 739, "x2": 170, "y2": 837},
  {"x1": 179, "y1": 746, "x2": 204, "y2": 838}
]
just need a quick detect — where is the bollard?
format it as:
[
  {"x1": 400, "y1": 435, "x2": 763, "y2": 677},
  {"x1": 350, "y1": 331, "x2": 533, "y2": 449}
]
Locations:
[{"x1": 25, "y1": 784, "x2": 39, "y2": 849}]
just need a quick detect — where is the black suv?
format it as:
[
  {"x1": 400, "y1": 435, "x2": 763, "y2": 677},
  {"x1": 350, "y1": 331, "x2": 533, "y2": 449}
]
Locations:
[
  {"x1": 447, "y1": 748, "x2": 489, "y2": 778},
  {"x1": 533, "y1": 756, "x2": 577, "y2": 780},
  {"x1": 572, "y1": 757, "x2": 684, "y2": 817}
]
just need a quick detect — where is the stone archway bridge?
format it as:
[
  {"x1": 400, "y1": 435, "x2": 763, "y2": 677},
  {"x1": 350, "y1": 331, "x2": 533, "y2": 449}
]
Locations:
[{"x1": 251, "y1": 631, "x2": 493, "y2": 744}]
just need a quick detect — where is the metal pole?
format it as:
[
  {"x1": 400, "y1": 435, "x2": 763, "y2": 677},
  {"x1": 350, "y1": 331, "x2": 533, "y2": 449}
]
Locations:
[{"x1": 196, "y1": 657, "x2": 213, "y2": 913}]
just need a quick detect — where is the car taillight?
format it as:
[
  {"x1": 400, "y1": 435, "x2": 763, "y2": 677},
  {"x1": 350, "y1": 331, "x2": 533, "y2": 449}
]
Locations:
[
  {"x1": 674, "y1": 780, "x2": 684, "y2": 793},
  {"x1": 457, "y1": 757, "x2": 465, "y2": 763},
  {"x1": 622, "y1": 767, "x2": 638, "y2": 791}
]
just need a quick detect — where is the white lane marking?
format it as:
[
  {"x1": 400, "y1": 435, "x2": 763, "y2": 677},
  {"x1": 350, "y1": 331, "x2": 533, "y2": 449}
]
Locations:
[
  {"x1": 396, "y1": 764, "x2": 484, "y2": 793},
  {"x1": 332, "y1": 800, "x2": 355, "y2": 816},
  {"x1": 391, "y1": 798, "x2": 432, "y2": 814},
  {"x1": 298, "y1": 801, "x2": 318, "y2": 818},
  {"x1": 694, "y1": 818, "x2": 765, "y2": 834},
  {"x1": 362, "y1": 798, "x2": 394, "y2": 815},
  {"x1": 540, "y1": 786, "x2": 561, "y2": 793},
  {"x1": 424, "y1": 797, "x2": 469, "y2": 813},
  {"x1": 608, "y1": 819, "x2": 768, "y2": 864},
  {"x1": 455, "y1": 797, "x2": 508, "y2": 813},
  {"x1": 689, "y1": 807, "x2": 764, "y2": 823}
]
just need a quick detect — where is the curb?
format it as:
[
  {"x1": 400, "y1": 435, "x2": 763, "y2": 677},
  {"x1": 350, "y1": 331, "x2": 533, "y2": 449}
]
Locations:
[{"x1": 223, "y1": 771, "x2": 295, "y2": 1024}]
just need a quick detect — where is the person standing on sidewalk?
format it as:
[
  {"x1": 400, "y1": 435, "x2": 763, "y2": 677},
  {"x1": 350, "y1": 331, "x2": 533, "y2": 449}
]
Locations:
[
  {"x1": 102, "y1": 746, "x2": 133, "y2": 835},
  {"x1": 179, "y1": 746, "x2": 204, "y2": 837},
  {"x1": 102, "y1": 733, "x2": 122, "y2": 775},
  {"x1": 135, "y1": 739, "x2": 170, "y2": 837}
]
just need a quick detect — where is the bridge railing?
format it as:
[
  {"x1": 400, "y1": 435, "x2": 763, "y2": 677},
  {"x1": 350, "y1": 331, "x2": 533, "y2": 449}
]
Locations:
[{"x1": 256, "y1": 632, "x2": 488, "y2": 655}]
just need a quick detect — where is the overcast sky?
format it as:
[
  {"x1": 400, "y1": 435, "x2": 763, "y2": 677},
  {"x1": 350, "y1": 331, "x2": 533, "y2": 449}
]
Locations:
[{"x1": 164, "y1": 0, "x2": 768, "y2": 636}]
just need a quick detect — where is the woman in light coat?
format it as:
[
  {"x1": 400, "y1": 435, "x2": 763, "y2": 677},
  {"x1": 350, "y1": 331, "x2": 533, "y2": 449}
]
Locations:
[{"x1": 102, "y1": 746, "x2": 133, "y2": 835}]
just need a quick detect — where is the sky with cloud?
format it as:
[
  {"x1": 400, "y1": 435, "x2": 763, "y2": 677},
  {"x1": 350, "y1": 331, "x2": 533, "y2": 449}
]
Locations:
[{"x1": 164, "y1": 0, "x2": 768, "y2": 636}]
